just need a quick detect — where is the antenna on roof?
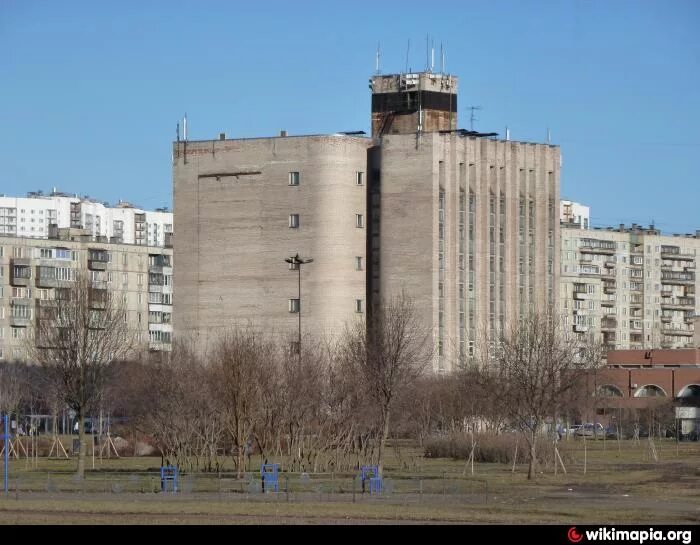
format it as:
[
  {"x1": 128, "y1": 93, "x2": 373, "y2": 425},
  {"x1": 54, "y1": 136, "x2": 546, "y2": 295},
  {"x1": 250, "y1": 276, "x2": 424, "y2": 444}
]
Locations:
[
  {"x1": 375, "y1": 42, "x2": 381, "y2": 74},
  {"x1": 425, "y1": 33, "x2": 429, "y2": 72},
  {"x1": 440, "y1": 42, "x2": 445, "y2": 73},
  {"x1": 431, "y1": 39, "x2": 435, "y2": 72},
  {"x1": 176, "y1": 122, "x2": 180, "y2": 142},
  {"x1": 546, "y1": 128, "x2": 551, "y2": 144},
  {"x1": 405, "y1": 39, "x2": 410, "y2": 73},
  {"x1": 467, "y1": 106, "x2": 482, "y2": 131},
  {"x1": 183, "y1": 113, "x2": 188, "y2": 141}
]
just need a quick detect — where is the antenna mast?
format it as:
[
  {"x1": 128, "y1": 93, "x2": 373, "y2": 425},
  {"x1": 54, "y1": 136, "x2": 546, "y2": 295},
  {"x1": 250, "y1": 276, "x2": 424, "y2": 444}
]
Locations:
[
  {"x1": 375, "y1": 42, "x2": 381, "y2": 74},
  {"x1": 467, "y1": 106, "x2": 482, "y2": 131},
  {"x1": 405, "y1": 39, "x2": 410, "y2": 73}
]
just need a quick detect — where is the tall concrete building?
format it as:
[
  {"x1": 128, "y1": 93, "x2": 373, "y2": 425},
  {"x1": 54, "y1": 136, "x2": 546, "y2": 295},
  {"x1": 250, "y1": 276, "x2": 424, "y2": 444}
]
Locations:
[
  {"x1": 174, "y1": 71, "x2": 560, "y2": 372},
  {"x1": 0, "y1": 228, "x2": 173, "y2": 362},
  {"x1": 173, "y1": 135, "x2": 371, "y2": 349},
  {"x1": 560, "y1": 224, "x2": 700, "y2": 350},
  {"x1": 0, "y1": 191, "x2": 173, "y2": 247}
]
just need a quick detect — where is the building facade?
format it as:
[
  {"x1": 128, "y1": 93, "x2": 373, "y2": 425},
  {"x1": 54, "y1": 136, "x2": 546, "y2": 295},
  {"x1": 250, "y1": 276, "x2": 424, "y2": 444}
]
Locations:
[
  {"x1": 371, "y1": 131, "x2": 559, "y2": 371},
  {"x1": 560, "y1": 224, "x2": 700, "y2": 350},
  {"x1": 0, "y1": 229, "x2": 173, "y2": 362},
  {"x1": 592, "y1": 349, "x2": 700, "y2": 437},
  {"x1": 173, "y1": 135, "x2": 370, "y2": 350},
  {"x1": 174, "y1": 71, "x2": 560, "y2": 372},
  {"x1": 0, "y1": 191, "x2": 173, "y2": 247}
]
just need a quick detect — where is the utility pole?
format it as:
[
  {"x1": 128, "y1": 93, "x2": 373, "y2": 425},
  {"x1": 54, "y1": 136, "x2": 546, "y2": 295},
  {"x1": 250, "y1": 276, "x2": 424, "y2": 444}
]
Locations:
[{"x1": 284, "y1": 253, "x2": 313, "y2": 358}]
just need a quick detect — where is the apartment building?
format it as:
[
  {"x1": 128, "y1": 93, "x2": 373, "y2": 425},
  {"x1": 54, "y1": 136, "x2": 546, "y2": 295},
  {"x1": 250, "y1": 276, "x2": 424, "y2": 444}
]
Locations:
[
  {"x1": 174, "y1": 71, "x2": 559, "y2": 372},
  {"x1": 560, "y1": 224, "x2": 700, "y2": 350},
  {"x1": 0, "y1": 228, "x2": 173, "y2": 362},
  {"x1": 0, "y1": 191, "x2": 173, "y2": 247},
  {"x1": 560, "y1": 200, "x2": 590, "y2": 230}
]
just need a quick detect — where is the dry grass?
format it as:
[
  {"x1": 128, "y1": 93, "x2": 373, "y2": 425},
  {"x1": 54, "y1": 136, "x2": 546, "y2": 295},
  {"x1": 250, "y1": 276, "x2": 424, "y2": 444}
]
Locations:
[{"x1": 0, "y1": 438, "x2": 697, "y2": 524}]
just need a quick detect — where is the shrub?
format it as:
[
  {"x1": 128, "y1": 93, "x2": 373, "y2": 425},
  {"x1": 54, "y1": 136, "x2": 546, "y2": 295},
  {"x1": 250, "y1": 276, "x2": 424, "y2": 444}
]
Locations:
[{"x1": 424, "y1": 432, "x2": 572, "y2": 465}]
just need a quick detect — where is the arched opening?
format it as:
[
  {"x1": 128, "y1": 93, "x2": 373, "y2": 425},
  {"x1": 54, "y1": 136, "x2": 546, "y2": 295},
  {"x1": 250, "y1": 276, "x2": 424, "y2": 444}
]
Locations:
[
  {"x1": 633, "y1": 384, "x2": 667, "y2": 398},
  {"x1": 677, "y1": 384, "x2": 700, "y2": 400},
  {"x1": 596, "y1": 384, "x2": 623, "y2": 398}
]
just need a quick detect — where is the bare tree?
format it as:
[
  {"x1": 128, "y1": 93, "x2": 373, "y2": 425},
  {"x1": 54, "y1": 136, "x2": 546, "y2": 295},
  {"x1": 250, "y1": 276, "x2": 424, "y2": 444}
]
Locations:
[
  {"x1": 210, "y1": 328, "x2": 273, "y2": 477},
  {"x1": 25, "y1": 277, "x2": 134, "y2": 478},
  {"x1": 472, "y1": 309, "x2": 604, "y2": 479},
  {"x1": 341, "y1": 293, "x2": 433, "y2": 473}
]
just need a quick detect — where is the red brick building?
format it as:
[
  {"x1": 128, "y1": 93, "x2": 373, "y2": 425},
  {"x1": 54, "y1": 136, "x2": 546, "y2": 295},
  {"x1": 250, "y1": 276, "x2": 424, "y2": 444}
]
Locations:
[{"x1": 587, "y1": 349, "x2": 700, "y2": 436}]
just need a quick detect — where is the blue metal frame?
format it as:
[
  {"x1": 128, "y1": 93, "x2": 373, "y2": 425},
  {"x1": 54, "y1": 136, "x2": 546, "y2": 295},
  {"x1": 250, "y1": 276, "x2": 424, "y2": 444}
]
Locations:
[
  {"x1": 160, "y1": 465, "x2": 178, "y2": 493},
  {"x1": 360, "y1": 465, "x2": 382, "y2": 495},
  {"x1": 260, "y1": 463, "x2": 279, "y2": 493}
]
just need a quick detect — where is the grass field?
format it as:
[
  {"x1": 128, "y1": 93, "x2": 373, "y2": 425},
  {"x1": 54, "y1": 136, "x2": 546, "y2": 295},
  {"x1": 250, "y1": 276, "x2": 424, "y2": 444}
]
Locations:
[{"x1": 0, "y1": 437, "x2": 698, "y2": 524}]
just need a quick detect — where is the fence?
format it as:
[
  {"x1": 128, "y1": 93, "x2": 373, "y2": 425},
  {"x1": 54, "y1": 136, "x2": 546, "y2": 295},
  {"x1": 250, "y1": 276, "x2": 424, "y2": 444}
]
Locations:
[{"x1": 3, "y1": 470, "x2": 489, "y2": 505}]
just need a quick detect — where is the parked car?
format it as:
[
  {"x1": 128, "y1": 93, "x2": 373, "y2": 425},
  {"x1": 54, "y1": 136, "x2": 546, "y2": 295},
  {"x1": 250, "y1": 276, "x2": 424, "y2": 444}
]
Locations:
[
  {"x1": 575, "y1": 423, "x2": 605, "y2": 438},
  {"x1": 566, "y1": 424, "x2": 583, "y2": 436},
  {"x1": 604, "y1": 425, "x2": 626, "y2": 439}
]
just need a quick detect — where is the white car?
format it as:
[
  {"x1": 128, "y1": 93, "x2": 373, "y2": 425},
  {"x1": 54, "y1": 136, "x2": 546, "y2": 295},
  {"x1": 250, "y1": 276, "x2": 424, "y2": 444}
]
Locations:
[{"x1": 575, "y1": 423, "x2": 605, "y2": 438}]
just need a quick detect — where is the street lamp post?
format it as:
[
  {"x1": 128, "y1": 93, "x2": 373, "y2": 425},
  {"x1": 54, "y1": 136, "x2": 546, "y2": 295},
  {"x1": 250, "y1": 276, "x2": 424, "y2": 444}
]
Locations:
[{"x1": 284, "y1": 253, "x2": 313, "y2": 357}]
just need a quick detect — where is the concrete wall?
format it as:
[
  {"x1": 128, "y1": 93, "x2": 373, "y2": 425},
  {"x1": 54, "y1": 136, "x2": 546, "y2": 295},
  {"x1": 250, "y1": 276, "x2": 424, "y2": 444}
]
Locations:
[
  {"x1": 173, "y1": 135, "x2": 370, "y2": 352},
  {"x1": 376, "y1": 132, "x2": 560, "y2": 372}
]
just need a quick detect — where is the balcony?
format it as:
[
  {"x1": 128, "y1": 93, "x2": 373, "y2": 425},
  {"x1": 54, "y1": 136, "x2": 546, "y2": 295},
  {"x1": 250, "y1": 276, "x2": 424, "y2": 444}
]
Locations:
[
  {"x1": 661, "y1": 290, "x2": 673, "y2": 298},
  {"x1": 601, "y1": 297, "x2": 616, "y2": 307},
  {"x1": 662, "y1": 327, "x2": 693, "y2": 337},
  {"x1": 573, "y1": 324, "x2": 589, "y2": 333},
  {"x1": 603, "y1": 286, "x2": 616, "y2": 295},
  {"x1": 149, "y1": 341, "x2": 172, "y2": 352},
  {"x1": 660, "y1": 249, "x2": 694, "y2": 261},
  {"x1": 9, "y1": 315, "x2": 30, "y2": 328},
  {"x1": 600, "y1": 321, "x2": 617, "y2": 332},
  {"x1": 580, "y1": 246, "x2": 615, "y2": 256},
  {"x1": 573, "y1": 291, "x2": 594, "y2": 300},
  {"x1": 661, "y1": 315, "x2": 672, "y2": 323},
  {"x1": 10, "y1": 258, "x2": 31, "y2": 287},
  {"x1": 661, "y1": 298, "x2": 694, "y2": 310},
  {"x1": 88, "y1": 259, "x2": 108, "y2": 271}
]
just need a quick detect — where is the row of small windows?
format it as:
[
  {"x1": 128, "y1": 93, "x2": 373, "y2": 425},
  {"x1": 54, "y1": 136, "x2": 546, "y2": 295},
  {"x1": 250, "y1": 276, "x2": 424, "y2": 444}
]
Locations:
[
  {"x1": 288, "y1": 171, "x2": 364, "y2": 186},
  {"x1": 289, "y1": 214, "x2": 364, "y2": 229}
]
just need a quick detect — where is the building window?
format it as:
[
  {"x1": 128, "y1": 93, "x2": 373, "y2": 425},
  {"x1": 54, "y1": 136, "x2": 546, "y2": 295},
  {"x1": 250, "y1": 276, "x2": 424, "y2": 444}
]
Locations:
[
  {"x1": 356, "y1": 172, "x2": 364, "y2": 186},
  {"x1": 289, "y1": 298, "x2": 300, "y2": 313},
  {"x1": 355, "y1": 256, "x2": 363, "y2": 271},
  {"x1": 355, "y1": 299, "x2": 363, "y2": 313},
  {"x1": 289, "y1": 214, "x2": 300, "y2": 228},
  {"x1": 355, "y1": 214, "x2": 364, "y2": 228},
  {"x1": 289, "y1": 172, "x2": 300, "y2": 186}
]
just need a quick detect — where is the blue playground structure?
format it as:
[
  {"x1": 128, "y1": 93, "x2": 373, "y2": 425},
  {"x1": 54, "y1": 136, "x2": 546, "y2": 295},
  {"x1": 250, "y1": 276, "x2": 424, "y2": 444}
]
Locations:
[
  {"x1": 260, "y1": 463, "x2": 280, "y2": 493},
  {"x1": 360, "y1": 465, "x2": 382, "y2": 495},
  {"x1": 160, "y1": 465, "x2": 178, "y2": 493}
]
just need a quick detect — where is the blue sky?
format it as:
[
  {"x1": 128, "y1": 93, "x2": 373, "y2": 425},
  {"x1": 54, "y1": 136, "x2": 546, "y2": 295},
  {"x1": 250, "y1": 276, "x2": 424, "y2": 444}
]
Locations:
[{"x1": 2, "y1": 1, "x2": 699, "y2": 232}]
